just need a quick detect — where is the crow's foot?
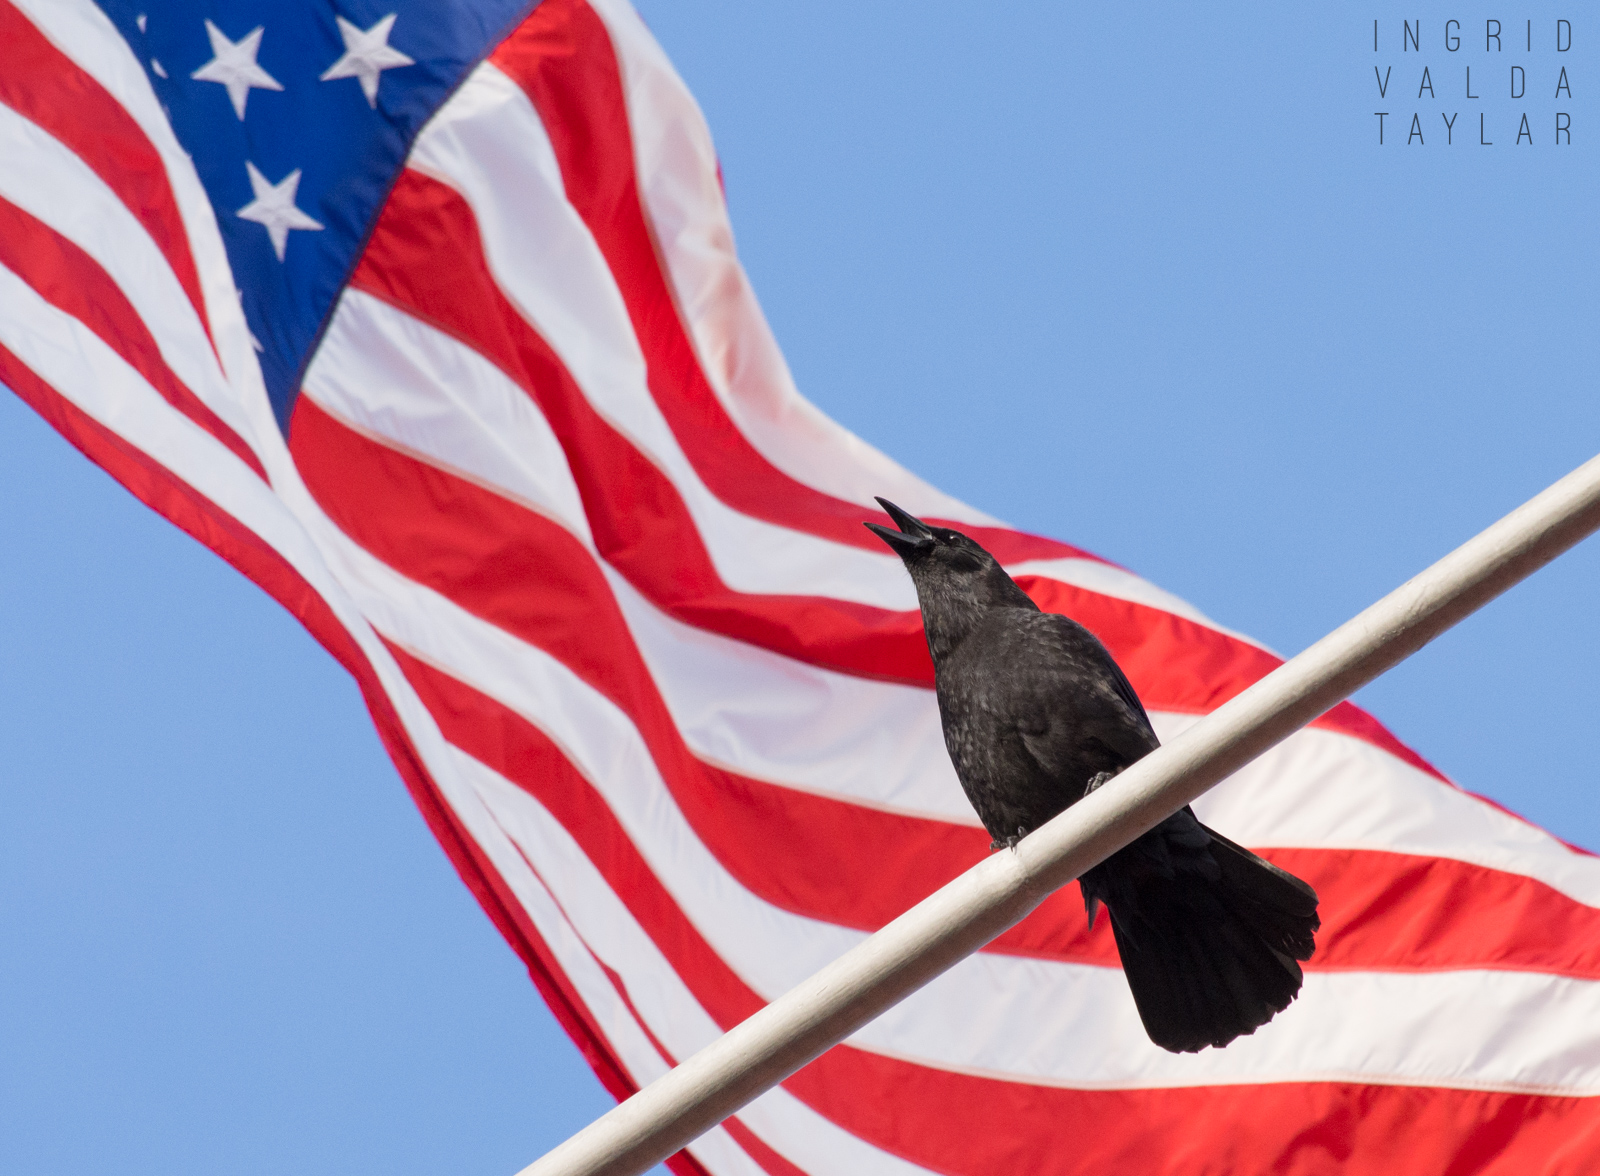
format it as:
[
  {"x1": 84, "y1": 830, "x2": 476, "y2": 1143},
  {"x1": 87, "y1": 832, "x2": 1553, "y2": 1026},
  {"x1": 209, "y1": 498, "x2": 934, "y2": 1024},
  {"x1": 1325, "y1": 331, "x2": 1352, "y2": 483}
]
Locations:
[
  {"x1": 990, "y1": 825, "x2": 1030, "y2": 852},
  {"x1": 1084, "y1": 770, "x2": 1117, "y2": 795}
]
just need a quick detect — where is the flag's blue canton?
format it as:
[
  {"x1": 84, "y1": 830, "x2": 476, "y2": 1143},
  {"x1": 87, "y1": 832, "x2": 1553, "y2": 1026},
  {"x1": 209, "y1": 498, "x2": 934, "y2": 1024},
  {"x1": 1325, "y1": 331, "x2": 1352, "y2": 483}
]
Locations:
[{"x1": 94, "y1": 0, "x2": 537, "y2": 432}]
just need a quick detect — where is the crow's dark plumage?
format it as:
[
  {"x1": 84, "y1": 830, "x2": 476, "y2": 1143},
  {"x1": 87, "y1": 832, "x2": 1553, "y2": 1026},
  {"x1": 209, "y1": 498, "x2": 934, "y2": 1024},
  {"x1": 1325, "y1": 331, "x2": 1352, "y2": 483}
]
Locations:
[{"x1": 867, "y1": 499, "x2": 1320, "y2": 1053}]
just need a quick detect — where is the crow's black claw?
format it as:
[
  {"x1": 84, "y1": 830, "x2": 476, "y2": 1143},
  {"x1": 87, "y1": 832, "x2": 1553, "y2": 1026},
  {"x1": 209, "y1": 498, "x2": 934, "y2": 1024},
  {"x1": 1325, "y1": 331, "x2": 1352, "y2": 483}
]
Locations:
[{"x1": 1085, "y1": 770, "x2": 1117, "y2": 794}]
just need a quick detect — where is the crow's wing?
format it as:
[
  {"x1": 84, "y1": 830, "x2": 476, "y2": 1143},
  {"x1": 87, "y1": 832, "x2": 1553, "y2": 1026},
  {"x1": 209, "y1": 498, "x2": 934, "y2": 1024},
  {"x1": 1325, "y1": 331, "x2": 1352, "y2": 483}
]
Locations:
[
  {"x1": 1003, "y1": 611, "x2": 1159, "y2": 784},
  {"x1": 1101, "y1": 645, "x2": 1153, "y2": 729}
]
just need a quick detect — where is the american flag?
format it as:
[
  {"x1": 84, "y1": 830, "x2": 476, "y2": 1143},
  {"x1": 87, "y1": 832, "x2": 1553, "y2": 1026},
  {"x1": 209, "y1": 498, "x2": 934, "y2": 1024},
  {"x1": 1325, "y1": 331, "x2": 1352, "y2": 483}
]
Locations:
[{"x1": 4, "y1": 1, "x2": 1599, "y2": 1171}]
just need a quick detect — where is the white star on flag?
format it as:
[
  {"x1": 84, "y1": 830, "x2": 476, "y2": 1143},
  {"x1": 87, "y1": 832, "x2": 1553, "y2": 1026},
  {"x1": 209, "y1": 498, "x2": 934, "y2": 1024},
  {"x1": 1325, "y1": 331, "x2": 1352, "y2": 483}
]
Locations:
[
  {"x1": 319, "y1": 14, "x2": 415, "y2": 108},
  {"x1": 189, "y1": 20, "x2": 283, "y2": 120},
  {"x1": 236, "y1": 162, "x2": 324, "y2": 261}
]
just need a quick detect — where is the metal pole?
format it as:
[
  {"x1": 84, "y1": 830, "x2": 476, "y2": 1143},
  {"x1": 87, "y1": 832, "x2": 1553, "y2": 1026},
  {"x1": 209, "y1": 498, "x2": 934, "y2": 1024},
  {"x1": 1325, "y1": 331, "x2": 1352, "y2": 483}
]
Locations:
[{"x1": 519, "y1": 453, "x2": 1600, "y2": 1176}]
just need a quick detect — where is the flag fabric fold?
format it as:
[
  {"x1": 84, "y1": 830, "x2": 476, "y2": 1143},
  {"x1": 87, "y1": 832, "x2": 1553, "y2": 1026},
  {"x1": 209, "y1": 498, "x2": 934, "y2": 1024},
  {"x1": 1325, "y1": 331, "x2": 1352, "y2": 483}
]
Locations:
[{"x1": 4, "y1": 1, "x2": 1598, "y2": 1171}]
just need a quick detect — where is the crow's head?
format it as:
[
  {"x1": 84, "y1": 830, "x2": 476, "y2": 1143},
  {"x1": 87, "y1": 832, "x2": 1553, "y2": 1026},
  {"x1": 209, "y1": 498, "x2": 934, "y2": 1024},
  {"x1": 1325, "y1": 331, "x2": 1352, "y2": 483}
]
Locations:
[
  {"x1": 865, "y1": 498, "x2": 992, "y2": 577},
  {"x1": 866, "y1": 498, "x2": 1037, "y2": 660}
]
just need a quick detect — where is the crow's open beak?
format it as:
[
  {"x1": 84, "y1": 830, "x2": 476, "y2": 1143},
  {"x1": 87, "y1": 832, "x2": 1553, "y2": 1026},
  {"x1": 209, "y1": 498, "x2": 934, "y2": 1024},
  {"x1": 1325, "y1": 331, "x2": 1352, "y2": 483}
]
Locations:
[{"x1": 865, "y1": 497, "x2": 936, "y2": 557}]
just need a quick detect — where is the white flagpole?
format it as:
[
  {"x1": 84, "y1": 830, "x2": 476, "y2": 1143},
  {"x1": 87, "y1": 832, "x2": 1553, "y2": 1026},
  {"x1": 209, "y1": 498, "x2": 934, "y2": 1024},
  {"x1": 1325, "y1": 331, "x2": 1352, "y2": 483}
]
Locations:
[{"x1": 519, "y1": 453, "x2": 1600, "y2": 1176}]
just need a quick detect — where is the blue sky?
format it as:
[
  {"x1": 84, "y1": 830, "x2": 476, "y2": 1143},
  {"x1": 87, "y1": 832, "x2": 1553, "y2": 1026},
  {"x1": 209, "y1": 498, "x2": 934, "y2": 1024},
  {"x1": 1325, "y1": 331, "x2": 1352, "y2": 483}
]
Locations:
[{"x1": 1, "y1": 3, "x2": 1595, "y2": 1172}]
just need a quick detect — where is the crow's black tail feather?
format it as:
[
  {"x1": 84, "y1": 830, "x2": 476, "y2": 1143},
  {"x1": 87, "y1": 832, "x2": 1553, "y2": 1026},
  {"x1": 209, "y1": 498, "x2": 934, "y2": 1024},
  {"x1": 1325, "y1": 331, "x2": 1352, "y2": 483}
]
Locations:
[{"x1": 1100, "y1": 822, "x2": 1320, "y2": 1054}]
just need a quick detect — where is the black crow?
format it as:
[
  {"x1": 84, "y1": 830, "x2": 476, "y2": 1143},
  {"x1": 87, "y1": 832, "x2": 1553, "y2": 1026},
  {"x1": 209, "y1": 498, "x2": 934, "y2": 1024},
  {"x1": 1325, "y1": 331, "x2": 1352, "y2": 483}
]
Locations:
[{"x1": 866, "y1": 498, "x2": 1319, "y2": 1053}]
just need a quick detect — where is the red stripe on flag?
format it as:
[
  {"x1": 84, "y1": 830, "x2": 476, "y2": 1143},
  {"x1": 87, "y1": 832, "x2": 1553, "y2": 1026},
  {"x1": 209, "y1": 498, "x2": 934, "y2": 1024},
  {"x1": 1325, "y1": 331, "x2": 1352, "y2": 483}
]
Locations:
[
  {"x1": 1271, "y1": 846, "x2": 1600, "y2": 978},
  {"x1": 510, "y1": 852, "x2": 736, "y2": 1176},
  {"x1": 385, "y1": 638, "x2": 767, "y2": 1023},
  {"x1": 783, "y1": 1052, "x2": 1600, "y2": 1176},
  {"x1": 486, "y1": 0, "x2": 1090, "y2": 567},
  {"x1": 717, "y1": 1121, "x2": 811, "y2": 1176},
  {"x1": 0, "y1": 196, "x2": 267, "y2": 480},
  {"x1": 0, "y1": 344, "x2": 706, "y2": 1171},
  {"x1": 0, "y1": 1, "x2": 215, "y2": 353}
]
